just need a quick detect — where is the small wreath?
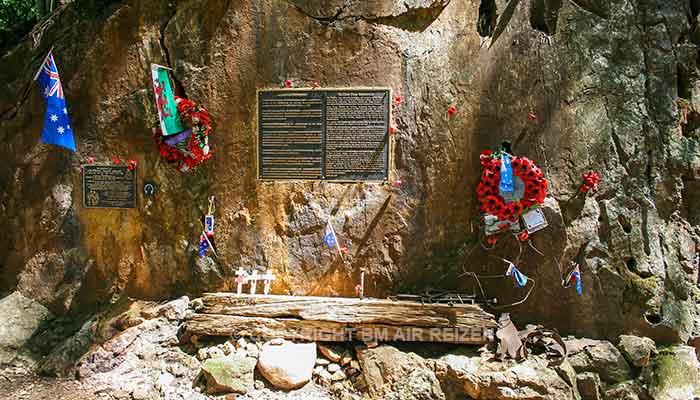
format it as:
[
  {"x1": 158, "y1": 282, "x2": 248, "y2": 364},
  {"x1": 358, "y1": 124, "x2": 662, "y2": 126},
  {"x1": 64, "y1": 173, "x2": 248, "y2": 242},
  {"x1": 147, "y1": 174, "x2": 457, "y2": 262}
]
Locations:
[
  {"x1": 476, "y1": 150, "x2": 548, "y2": 222},
  {"x1": 153, "y1": 96, "x2": 212, "y2": 172}
]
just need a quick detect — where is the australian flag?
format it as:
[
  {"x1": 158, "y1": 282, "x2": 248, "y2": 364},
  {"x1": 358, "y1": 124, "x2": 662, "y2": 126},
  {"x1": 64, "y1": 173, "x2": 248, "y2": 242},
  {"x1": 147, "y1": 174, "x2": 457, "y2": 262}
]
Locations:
[
  {"x1": 35, "y1": 51, "x2": 76, "y2": 151},
  {"x1": 198, "y1": 234, "x2": 209, "y2": 257},
  {"x1": 324, "y1": 220, "x2": 338, "y2": 249}
]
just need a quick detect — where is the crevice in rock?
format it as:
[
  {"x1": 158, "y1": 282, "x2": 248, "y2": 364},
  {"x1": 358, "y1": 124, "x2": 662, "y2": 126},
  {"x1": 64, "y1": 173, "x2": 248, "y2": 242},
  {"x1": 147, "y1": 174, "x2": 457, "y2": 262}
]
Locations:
[
  {"x1": 373, "y1": 3, "x2": 450, "y2": 32},
  {"x1": 489, "y1": 0, "x2": 520, "y2": 48},
  {"x1": 617, "y1": 214, "x2": 632, "y2": 234},
  {"x1": 644, "y1": 312, "x2": 662, "y2": 325},
  {"x1": 641, "y1": 206, "x2": 651, "y2": 256},
  {"x1": 158, "y1": 4, "x2": 187, "y2": 98},
  {"x1": 477, "y1": 0, "x2": 498, "y2": 37},
  {"x1": 569, "y1": 0, "x2": 608, "y2": 20},
  {"x1": 691, "y1": 0, "x2": 700, "y2": 19},
  {"x1": 625, "y1": 257, "x2": 638, "y2": 272},
  {"x1": 529, "y1": 0, "x2": 562, "y2": 36},
  {"x1": 603, "y1": 98, "x2": 631, "y2": 176},
  {"x1": 285, "y1": 0, "x2": 349, "y2": 24},
  {"x1": 287, "y1": 0, "x2": 449, "y2": 32}
]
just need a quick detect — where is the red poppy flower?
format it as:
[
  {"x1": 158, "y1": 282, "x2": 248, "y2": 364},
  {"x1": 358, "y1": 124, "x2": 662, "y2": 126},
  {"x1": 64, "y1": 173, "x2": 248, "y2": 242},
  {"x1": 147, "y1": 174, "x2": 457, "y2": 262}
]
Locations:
[
  {"x1": 447, "y1": 105, "x2": 458, "y2": 116},
  {"x1": 518, "y1": 231, "x2": 529, "y2": 241},
  {"x1": 487, "y1": 237, "x2": 499, "y2": 246},
  {"x1": 284, "y1": 79, "x2": 293, "y2": 88}
]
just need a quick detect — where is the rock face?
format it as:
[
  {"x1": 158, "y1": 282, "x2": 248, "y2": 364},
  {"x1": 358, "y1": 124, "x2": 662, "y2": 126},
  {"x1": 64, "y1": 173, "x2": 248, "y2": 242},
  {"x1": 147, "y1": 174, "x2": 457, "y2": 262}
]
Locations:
[
  {"x1": 618, "y1": 335, "x2": 657, "y2": 368},
  {"x1": 0, "y1": 291, "x2": 53, "y2": 367},
  {"x1": 643, "y1": 345, "x2": 700, "y2": 400},
  {"x1": 201, "y1": 355, "x2": 256, "y2": 394},
  {"x1": 1, "y1": 0, "x2": 700, "y2": 346},
  {"x1": 568, "y1": 339, "x2": 633, "y2": 384},
  {"x1": 437, "y1": 353, "x2": 577, "y2": 400},
  {"x1": 257, "y1": 340, "x2": 316, "y2": 390}
]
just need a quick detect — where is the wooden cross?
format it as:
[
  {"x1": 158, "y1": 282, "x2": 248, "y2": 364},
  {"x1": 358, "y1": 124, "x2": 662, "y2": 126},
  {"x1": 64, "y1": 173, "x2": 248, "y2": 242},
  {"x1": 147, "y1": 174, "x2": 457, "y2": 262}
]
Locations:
[
  {"x1": 235, "y1": 268, "x2": 248, "y2": 295},
  {"x1": 249, "y1": 270, "x2": 259, "y2": 294},
  {"x1": 262, "y1": 269, "x2": 275, "y2": 295}
]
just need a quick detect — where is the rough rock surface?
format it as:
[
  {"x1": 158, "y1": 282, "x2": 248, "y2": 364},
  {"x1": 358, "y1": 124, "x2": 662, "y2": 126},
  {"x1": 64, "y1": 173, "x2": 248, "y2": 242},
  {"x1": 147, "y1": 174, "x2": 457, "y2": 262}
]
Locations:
[
  {"x1": 643, "y1": 345, "x2": 700, "y2": 400},
  {"x1": 257, "y1": 340, "x2": 316, "y2": 390},
  {"x1": 618, "y1": 335, "x2": 657, "y2": 368},
  {"x1": 0, "y1": 291, "x2": 53, "y2": 367},
  {"x1": 356, "y1": 344, "x2": 435, "y2": 398},
  {"x1": 568, "y1": 339, "x2": 633, "y2": 383},
  {"x1": 201, "y1": 355, "x2": 256, "y2": 394},
  {"x1": 1, "y1": 0, "x2": 699, "y2": 346},
  {"x1": 437, "y1": 352, "x2": 577, "y2": 400}
]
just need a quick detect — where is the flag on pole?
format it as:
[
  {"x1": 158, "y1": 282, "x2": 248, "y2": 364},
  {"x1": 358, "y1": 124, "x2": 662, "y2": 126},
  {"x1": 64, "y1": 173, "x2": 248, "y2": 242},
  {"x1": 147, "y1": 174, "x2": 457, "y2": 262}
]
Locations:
[
  {"x1": 324, "y1": 219, "x2": 344, "y2": 257},
  {"x1": 567, "y1": 266, "x2": 583, "y2": 295},
  {"x1": 34, "y1": 51, "x2": 76, "y2": 151},
  {"x1": 198, "y1": 233, "x2": 209, "y2": 257},
  {"x1": 151, "y1": 64, "x2": 184, "y2": 136},
  {"x1": 505, "y1": 263, "x2": 528, "y2": 288}
]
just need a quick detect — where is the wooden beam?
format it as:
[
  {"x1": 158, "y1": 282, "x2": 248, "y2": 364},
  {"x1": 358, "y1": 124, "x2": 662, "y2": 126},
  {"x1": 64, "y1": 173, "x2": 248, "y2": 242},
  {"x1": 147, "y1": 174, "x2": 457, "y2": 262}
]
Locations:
[
  {"x1": 195, "y1": 293, "x2": 496, "y2": 329},
  {"x1": 184, "y1": 314, "x2": 494, "y2": 344}
]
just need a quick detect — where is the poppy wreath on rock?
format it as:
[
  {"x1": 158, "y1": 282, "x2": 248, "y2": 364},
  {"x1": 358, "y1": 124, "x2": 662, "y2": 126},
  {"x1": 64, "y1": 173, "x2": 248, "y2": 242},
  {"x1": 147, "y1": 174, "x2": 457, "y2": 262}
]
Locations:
[
  {"x1": 152, "y1": 96, "x2": 212, "y2": 172},
  {"x1": 476, "y1": 150, "x2": 548, "y2": 222}
]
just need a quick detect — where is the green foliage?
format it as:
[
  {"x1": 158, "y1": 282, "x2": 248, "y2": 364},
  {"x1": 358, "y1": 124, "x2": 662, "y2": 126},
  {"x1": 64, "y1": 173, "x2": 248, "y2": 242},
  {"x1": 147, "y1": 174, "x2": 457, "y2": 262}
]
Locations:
[
  {"x1": 0, "y1": 0, "x2": 38, "y2": 51},
  {"x1": 0, "y1": 0, "x2": 37, "y2": 33}
]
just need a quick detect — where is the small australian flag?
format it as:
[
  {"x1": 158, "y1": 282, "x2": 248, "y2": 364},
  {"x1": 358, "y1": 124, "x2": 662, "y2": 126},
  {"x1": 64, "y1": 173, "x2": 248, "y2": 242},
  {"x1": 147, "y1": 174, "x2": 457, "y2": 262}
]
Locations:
[{"x1": 35, "y1": 51, "x2": 76, "y2": 151}]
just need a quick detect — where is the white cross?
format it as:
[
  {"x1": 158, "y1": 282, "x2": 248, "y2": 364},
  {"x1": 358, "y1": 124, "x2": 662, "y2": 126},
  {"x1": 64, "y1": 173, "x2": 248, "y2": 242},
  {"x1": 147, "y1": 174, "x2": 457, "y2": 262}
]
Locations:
[
  {"x1": 262, "y1": 269, "x2": 275, "y2": 295},
  {"x1": 57, "y1": 126, "x2": 65, "y2": 134},
  {"x1": 235, "y1": 268, "x2": 248, "y2": 295},
  {"x1": 249, "y1": 270, "x2": 259, "y2": 294},
  {"x1": 50, "y1": 114, "x2": 58, "y2": 122}
]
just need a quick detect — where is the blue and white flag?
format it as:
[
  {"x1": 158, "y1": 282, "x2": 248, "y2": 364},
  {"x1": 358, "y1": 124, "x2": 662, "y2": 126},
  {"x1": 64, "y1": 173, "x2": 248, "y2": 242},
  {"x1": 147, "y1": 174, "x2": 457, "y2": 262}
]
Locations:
[
  {"x1": 505, "y1": 263, "x2": 528, "y2": 288},
  {"x1": 567, "y1": 266, "x2": 583, "y2": 295},
  {"x1": 35, "y1": 51, "x2": 76, "y2": 151},
  {"x1": 499, "y1": 153, "x2": 514, "y2": 193},
  {"x1": 324, "y1": 220, "x2": 338, "y2": 249}
]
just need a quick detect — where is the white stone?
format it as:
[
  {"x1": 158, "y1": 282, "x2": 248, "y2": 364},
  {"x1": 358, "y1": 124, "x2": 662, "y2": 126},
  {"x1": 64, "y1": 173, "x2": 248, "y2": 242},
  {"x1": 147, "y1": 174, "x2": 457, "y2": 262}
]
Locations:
[
  {"x1": 330, "y1": 369, "x2": 347, "y2": 382},
  {"x1": 316, "y1": 357, "x2": 330, "y2": 366},
  {"x1": 257, "y1": 340, "x2": 316, "y2": 390},
  {"x1": 328, "y1": 363, "x2": 341, "y2": 373}
]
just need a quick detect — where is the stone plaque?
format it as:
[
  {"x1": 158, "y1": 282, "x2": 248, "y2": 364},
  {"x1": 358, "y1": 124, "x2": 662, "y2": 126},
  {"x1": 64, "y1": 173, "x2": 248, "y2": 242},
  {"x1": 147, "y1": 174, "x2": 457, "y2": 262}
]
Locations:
[
  {"x1": 82, "y1": 165, "x2": 136, "y2": 208},
  {"x1": 258, "y1": 88, "x2": 390, "y2": 181}
]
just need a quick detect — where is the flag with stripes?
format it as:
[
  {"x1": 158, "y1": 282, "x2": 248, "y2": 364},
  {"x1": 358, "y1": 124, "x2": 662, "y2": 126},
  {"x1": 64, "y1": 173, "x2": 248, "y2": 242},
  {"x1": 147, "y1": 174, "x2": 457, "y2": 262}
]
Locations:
[{"x1": 35, "y1": 51, "x2": 76, "y2": 151}]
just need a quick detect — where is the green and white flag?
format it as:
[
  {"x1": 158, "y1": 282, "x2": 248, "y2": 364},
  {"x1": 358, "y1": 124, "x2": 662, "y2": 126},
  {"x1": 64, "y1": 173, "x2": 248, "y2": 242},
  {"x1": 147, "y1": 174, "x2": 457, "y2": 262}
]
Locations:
[{"x1": 151, "y1": 63, "x2": 184, "y2": 136}]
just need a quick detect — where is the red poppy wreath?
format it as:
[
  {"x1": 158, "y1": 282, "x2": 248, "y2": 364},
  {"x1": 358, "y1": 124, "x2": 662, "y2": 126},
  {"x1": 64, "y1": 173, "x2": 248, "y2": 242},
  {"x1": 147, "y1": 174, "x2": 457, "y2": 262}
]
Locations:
[
  {"x1": 476, "y1": 150, "x2": 548, "y2": 222},
  {"x1": 152, "y1": 96, "x2": 212, "y2": 172}
]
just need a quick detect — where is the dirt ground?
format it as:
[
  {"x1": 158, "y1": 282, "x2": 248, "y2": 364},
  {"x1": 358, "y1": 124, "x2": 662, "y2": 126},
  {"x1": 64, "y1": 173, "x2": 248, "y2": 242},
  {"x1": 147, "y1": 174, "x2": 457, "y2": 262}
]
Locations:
[{"x1": 0, "y1": 368, "x2": 99, "y2": 400}]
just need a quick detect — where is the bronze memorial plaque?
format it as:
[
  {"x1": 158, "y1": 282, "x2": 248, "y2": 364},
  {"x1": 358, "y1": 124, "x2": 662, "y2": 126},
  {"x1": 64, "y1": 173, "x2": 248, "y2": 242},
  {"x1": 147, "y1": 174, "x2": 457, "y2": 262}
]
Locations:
[
  {"x1": 258, "y1": 88, "x2": 390, "y2": 181},
  {"x1": 82, "y1": 165, "x2": 136, "y2": 208}
]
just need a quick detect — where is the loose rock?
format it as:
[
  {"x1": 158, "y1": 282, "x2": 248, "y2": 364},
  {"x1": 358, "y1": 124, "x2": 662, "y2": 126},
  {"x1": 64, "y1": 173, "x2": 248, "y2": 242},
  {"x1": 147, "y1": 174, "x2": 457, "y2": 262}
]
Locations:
[
  {"x1": 319, "y1": 344, "x2": 344, "y2": 363},
  {"x1": 618, "y1": 335, "x2": 656, "y2": 368},
  {"x1": 201, "y1": 355, "x2": 256, "y2": 394},
  {"x1": 257, "y1": 340, "x2": 316, "y2": 390}
]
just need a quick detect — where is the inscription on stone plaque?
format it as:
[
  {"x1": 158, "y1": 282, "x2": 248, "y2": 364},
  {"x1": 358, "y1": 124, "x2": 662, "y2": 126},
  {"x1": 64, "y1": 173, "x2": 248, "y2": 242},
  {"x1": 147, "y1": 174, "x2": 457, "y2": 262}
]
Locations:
[
  {"x1": 258, "y1": 88, "x2": 390, "y2": 181},
  {"x1": 83, "y1": 165, "x2": 136, "y2": 208}
]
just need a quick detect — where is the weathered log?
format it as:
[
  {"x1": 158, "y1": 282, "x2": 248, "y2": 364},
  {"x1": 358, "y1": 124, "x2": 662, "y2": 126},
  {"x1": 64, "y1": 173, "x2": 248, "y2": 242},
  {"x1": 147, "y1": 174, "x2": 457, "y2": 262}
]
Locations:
[
  {"x1": 195, "y1": 293, "x2": 496, "y2": 329},
  {"x1": 184, "y1": 314, "x2": 495, "y2": 344}
]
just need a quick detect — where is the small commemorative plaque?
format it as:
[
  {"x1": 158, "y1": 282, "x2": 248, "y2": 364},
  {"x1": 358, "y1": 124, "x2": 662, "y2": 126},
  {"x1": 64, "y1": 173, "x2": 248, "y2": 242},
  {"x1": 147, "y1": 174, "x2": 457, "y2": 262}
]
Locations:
[
  {"x1": 522, "y1": 207, "x2": 548, "y2": 234},
  {"x1": 83, "y1": 165, "x2": 136, "y2": 209}
]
